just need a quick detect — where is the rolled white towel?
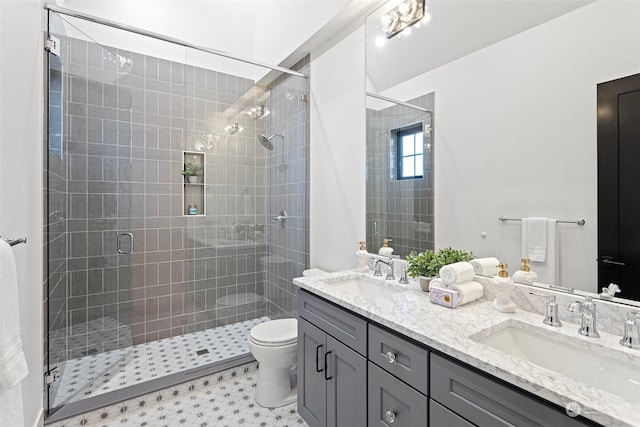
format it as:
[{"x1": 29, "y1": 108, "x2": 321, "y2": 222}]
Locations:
[
  {"x1": 447, "y1": 281, "x2": 484, "y2": 305},
  {"x1": 439, "y1": 262, "x2": 475, "y2": 285},
  {"x1": 428, "y1": 277, "x2": 445, "y2": 291},
  {"x1": 470, "y1": 257, "x2": 500, "y2": 277}
]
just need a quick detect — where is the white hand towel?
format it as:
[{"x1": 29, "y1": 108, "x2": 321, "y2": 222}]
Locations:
[
  {"x1": 529, "y1": 219, "x2": 558, "y2": 284},
  {"x1": 439, "y1": 262, "x2": 475, "y2": 285},
  {"x1": 522, "y1": 217, "x2": 548, "y2": 262},
  {"x1": 447, "y1": 281, "x2": 484, "y2": 305},
  {"x1": 428, "y1": 277, "x2": 445, "y2": 291},
  {"x1": 470, "y1": 257, "x2": 500, "y2": 277},
  {"x1": 0, "y1": 240, "x2": 28, "y2": 427}
]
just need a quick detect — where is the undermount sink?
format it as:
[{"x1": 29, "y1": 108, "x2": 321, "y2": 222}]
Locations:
[
  {"x1": 471, "y1": 320, "x2": 640, "y2": 403},
  {"x1": 321, "y1": 276, "x2": 401, "y2": 299}
]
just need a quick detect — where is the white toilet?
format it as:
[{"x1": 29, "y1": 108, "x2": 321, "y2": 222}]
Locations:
[{"x1": 248, "y1": 318, "x2": 298, "y2": 408}]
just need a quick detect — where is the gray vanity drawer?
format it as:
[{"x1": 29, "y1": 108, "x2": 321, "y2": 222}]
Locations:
[
  {"x1": 298, "y1": 289, "x2": 367, "y2": 356},
  {"x1": 429, "y1": 399, "x2": 475, "y2": 427},
  {"x1": 368, "y1": 362, "x2": 428, "y2": 427},
  {"x1": 368, "y1": 323, "x2": 429, "y2": 395},
  {"x1": 430, "y1": 354, "x2": 598, "y2": 427}
]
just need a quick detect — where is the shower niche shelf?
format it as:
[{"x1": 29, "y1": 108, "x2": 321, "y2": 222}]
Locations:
[{"x1": 182, "y1": 151, "x2": 205, "y2": 216}]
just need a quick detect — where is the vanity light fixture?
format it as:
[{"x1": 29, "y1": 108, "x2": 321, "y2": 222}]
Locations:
[
  {"x1": 225, "y1": 123, "x2": 243, "y2": 135},
  {"x1": 246, "y1": 104, "x2": 269, "y2": 120},
  {"x1": 381, "y1": 0, "x2": 428, "y2": 39}
]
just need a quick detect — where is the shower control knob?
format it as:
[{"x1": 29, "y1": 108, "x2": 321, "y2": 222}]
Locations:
[{"x1": 272, "y1": 210, "x2": 287, "y2": 226}]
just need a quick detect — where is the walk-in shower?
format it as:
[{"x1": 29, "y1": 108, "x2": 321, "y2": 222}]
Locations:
[{"x1": 43, "y1": 5, "x2": 309, "y2": 422}]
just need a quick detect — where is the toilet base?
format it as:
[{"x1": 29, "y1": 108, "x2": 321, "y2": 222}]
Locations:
[
  {"x1": 255, "y1": 385, "x2": 297, "y2": 408},
  {"x1": 254, "y1": 365, "x2": 298, "y2": 408}
]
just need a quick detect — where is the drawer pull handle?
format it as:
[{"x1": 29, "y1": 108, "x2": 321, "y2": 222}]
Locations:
[
  {"x1": 315, "y1": 345, "x2": 323, "y2": 372},
  {"x1": 385, "y1": 351, "x2": 396, "y2": 364},
  {"x1": 385, "y1": 410, "x2": 396, "y2": 423},
  {"x1": 324, "y1": 351, "x2": 333, "y2": 380}
]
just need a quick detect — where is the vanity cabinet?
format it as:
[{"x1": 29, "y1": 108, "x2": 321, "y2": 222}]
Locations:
[
  {"x1": 430, "y1": 353, "x2": 596, "y2": 427},
  {"x1": 297, "y1": 289, "x2": 600, "y2": 427},
  {"x1": 368, "y1": 362, "x2": 428, "y2": 426},
  {"x1": 298, "y1": 292, "x2": 367, "y2": 427}
]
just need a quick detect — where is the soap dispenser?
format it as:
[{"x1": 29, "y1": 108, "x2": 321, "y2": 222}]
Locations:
[
  {"x1": 378, "y1": 239, "x2": 394, "y2": 257},
  {"x1": 512, "y1": 258, "x2": 537, "y2": 285},
  {"x1": 492, "y1": 263, "x2": 516, "y2": 313},
  {"x1": 356, "y1": 241, "x2": 370, "y2": 272}
]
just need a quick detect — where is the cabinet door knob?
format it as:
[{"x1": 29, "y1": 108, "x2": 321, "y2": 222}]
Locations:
[
  {"x1": 385, "y1": 351, "x2": 396, "y2": 364},
  {"x1": 385, "y1": 410, "x2": 396, "y2": 423}
]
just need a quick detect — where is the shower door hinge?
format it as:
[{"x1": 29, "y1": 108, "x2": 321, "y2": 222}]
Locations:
[
  {"x1": 45, "y1": 35, "x2": 60, "y2": 57},
  {"x1": 45, "y1": 367, "x2": 59, "y2": 385},
  {"x1": 301, "y1": 94, "x2": 309, "y2": 102}
]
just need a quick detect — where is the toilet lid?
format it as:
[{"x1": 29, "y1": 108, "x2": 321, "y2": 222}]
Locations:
[{"x1": 249, "y1": 318, "x2": 298, "y2": 346}]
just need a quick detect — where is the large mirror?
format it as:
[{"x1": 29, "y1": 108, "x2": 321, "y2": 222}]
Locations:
[{"x1": 365, "y1": 0, "x2": 640, "y2": 304}]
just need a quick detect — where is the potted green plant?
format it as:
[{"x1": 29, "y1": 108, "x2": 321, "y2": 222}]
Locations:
[
  {"x1": 406, "y1": 247, "x2": 474, "y2": 291},
  {"x1": 181, "y1": 162, "x2": 203, "y2": 183}
]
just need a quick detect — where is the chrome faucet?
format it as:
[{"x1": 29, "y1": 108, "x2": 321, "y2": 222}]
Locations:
[
  {"x1": 567, "y1": 296, "x2": 600, "y2": 338},
  {"x1": 399, "y1": 265, "x2": 409, "y2": 284},
  {"x1": 374, "y1": 257, "x2": 395, "y2": 280},
  {"x1": 620, "y1": 312, "x2": 640, "y2": 349},
  {"x1": 599, "y1": 282, "x2": 621, "y2": 301},
  {"x1": 529, "y1": 292, "x2": 562, "y2": 327}
]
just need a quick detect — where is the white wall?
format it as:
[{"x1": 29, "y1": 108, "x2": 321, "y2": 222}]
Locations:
[
  {"x1": 383, "y1": 0, "x2": 640, "y2": 291},
  {"x1": 310, "y1": 27, "x2": 366, "y2": 272},
  {"x1": 0, "y1": 1, "x2": 44, "y2": 426},
  {"x1": 54, "y1": 0, "x2": 353, "y2": 81}
]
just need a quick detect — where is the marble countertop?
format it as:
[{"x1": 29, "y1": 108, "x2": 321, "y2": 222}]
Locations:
[{"x1": 293, "y1": 271, "x2": 640, "y2": 427}]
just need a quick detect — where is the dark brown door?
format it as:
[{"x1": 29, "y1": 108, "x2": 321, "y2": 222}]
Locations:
[{"x1": 598, "y1": 73, "x2": 640, "y2": 301}]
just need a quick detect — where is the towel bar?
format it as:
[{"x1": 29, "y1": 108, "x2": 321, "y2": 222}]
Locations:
[
  {"x1": 0, "y1": 236, "x2": 27, "y2": 246},
  {"x1": 498, "y1": 217, "x2": 585, "y2": 226}
]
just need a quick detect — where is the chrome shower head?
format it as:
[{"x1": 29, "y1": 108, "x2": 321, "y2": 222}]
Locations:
[{"x1": 257, "y1": 134, "x2": 283, "y2": 150}]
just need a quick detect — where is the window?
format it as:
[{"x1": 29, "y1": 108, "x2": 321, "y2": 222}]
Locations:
[{"x1": 397, "y1": 124, "x2": 423, "y2": 180}]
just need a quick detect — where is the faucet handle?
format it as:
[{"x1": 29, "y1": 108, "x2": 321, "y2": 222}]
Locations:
[
  {"x1": 627, "y1": 311, "x2": 640, "y2": 322},
  {"x1": 620, "y1": 311, "x2": 640, "y2": 349},
  {"x1": 399, "y1": 265, "x2": 409, "y2": 284},
  {"x1": 529, "y1": 292, "x2": 562, "y2": 327}
]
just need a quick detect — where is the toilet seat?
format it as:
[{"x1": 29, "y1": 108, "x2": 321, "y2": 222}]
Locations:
[{"x1": 249, "y1": 318, "x2": 297, "y2": 347}]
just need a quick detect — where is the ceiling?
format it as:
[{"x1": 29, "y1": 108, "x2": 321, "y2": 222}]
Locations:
[{"x1": 366, "y1": 0, "x2": 595, "y2": 92}]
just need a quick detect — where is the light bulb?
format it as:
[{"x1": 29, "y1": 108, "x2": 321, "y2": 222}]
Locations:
[{"x1": 375, "y1": 36, "x2": 386, "y2": 48}]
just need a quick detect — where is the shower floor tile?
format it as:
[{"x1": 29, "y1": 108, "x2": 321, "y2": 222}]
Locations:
[
  {"x1": 53, "y1": 317, "x2": 270, "y2": 407},
  {"x1": 48, "y1": 361, "x2": 307, "y2": 427}
]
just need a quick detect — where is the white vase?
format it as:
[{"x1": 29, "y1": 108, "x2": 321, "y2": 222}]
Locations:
[
  {"x1": 419, "y1": 276, "x2": 435, "y2": 292},
  {"x1": 188, "y1": 175, "x2": 199, "y2": 184}
]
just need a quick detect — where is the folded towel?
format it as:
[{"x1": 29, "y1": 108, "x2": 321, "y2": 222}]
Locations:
[
  {"x1": 470, "y1": 257, "x2": 500, "y2": 276},
  {"x1": 528, "y1": 219, "x2": 558, "y2": 284},
  {"x1": 439, "y1": 262, "x2": 475, "y2": 285},
  {"x1": 0, "y1": 240, "x2": 28, "y2": 427},
  {"x1": 448, "y1": 281, "x2": 484, "y2": 305},
  {"x1": 428, "y1": 277, "x2": 445, "y2": 291},
  {"x1": 522, "y1": 217, "x2": 548, "y2": 262}
]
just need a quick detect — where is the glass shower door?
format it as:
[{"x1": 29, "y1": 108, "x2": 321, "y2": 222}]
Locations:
[{"x1": 45, "y1": 11, "x2": 133, "y2": 412}]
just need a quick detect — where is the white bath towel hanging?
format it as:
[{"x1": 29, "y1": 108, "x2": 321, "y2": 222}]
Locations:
[
  {"x1": 0, "y1": 240, "x2": 29, "y2": 427},
  {"x1": 522, "y1": 219, "x2": 558, "y2": 284},
  {"x1": 522, "y1": 217, "x2": 548, "y2": 262}
]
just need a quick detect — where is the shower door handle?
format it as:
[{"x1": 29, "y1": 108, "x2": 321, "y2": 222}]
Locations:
[{"x1": 117, "y1": 233, "x2": 134, "y2": 254}]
